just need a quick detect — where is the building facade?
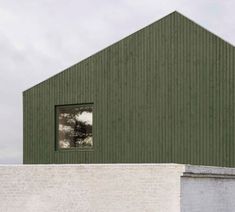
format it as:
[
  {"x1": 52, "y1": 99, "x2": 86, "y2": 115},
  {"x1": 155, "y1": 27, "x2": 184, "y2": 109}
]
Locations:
[{"x1": 23, "y1": 11, "x2": 235, "y2": 166}]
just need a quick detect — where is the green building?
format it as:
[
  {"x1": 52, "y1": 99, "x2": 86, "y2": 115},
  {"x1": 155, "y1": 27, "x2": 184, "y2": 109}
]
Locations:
[{"x1": 23, "y1": 11, "x2": 235, "y2": 166}]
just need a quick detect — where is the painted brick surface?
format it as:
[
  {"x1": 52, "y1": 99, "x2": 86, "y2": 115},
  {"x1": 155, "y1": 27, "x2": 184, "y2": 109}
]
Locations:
[{"x1": 0, "y1": 164, "x2": 184, "y2": 212}]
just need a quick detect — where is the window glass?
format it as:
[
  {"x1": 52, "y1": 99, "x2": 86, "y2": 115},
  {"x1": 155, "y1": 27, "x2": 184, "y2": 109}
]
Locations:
[{"x1": 57, "y1": 105, "x2": 93, "y2": 149}]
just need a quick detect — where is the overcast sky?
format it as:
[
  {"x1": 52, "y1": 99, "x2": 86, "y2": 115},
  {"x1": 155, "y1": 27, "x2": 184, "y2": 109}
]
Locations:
[{"x1": 0, "y1": 1, "x2": 235, "y2": 163}]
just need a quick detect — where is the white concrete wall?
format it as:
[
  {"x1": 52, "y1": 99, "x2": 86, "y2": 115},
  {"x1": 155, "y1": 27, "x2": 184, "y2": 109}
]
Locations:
[
  {"x1": 0, "y1": 164, "x2": 184, "y2": 212},
  {"x1": 181, "y1": 165, "x2": 235, "y2": 212}
]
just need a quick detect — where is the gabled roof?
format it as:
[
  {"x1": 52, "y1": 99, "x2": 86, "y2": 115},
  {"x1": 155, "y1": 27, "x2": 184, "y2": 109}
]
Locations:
[{"x1": 24, "y1": 11, "x2": 235, "y2": 93}]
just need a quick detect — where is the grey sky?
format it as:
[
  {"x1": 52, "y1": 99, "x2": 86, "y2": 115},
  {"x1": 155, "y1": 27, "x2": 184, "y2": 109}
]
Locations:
[{"x1": 0, "y1": 0, "x2": 235, "y2": 163}]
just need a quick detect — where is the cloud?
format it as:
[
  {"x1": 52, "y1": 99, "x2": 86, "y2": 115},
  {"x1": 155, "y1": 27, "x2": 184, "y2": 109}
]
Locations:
[
  {"x1": 0, "y1": 0, "x2": 235, "y2": 163},
  {"x1": 76, "y1": 112, "x2": 92, "y2": 125}
]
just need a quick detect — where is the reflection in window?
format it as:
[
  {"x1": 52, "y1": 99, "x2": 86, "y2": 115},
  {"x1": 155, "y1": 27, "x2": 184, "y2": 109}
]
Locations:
[{"x1": 57, "y1": 105, "x2": 93, "y2": 149}]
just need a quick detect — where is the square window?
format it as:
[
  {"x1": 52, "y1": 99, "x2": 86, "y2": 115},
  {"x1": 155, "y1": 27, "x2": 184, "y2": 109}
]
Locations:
[{"x1": 56, "y1": 104, "x2": 93, "y2": 150}]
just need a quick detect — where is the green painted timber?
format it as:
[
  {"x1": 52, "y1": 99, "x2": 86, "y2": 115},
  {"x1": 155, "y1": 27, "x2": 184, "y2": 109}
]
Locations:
[{"x1": 23, "y1": 11, "x2": 235, "y2": 166}]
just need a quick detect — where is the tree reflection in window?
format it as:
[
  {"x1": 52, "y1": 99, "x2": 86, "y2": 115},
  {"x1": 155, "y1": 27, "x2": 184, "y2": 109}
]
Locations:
[{"x1": 58, "y1": 105, "x2": 93, "y2": 149}]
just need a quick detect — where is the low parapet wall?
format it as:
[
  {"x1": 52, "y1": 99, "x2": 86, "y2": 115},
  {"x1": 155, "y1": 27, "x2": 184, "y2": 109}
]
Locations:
[
  {"x1": 181, "y1": 165, "x2": 235, "y2": 212},
  {"x1": 0, "y1": 164, "x2": 235, "y2": 212}
]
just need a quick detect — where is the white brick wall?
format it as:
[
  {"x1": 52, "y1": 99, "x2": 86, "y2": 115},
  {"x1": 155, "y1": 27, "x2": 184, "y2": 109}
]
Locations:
[
  {"x1": 0, "y1": 164, "x2": 184, "y2": 212},
  {"x1": 0, "y1": 164, "x2": 235, "y2": 212}
]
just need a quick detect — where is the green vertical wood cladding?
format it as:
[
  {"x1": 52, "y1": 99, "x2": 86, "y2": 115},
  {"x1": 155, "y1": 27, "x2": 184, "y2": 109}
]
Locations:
[{"x1": 23, "y1": 12, "x2": 235, "y2": 166}]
